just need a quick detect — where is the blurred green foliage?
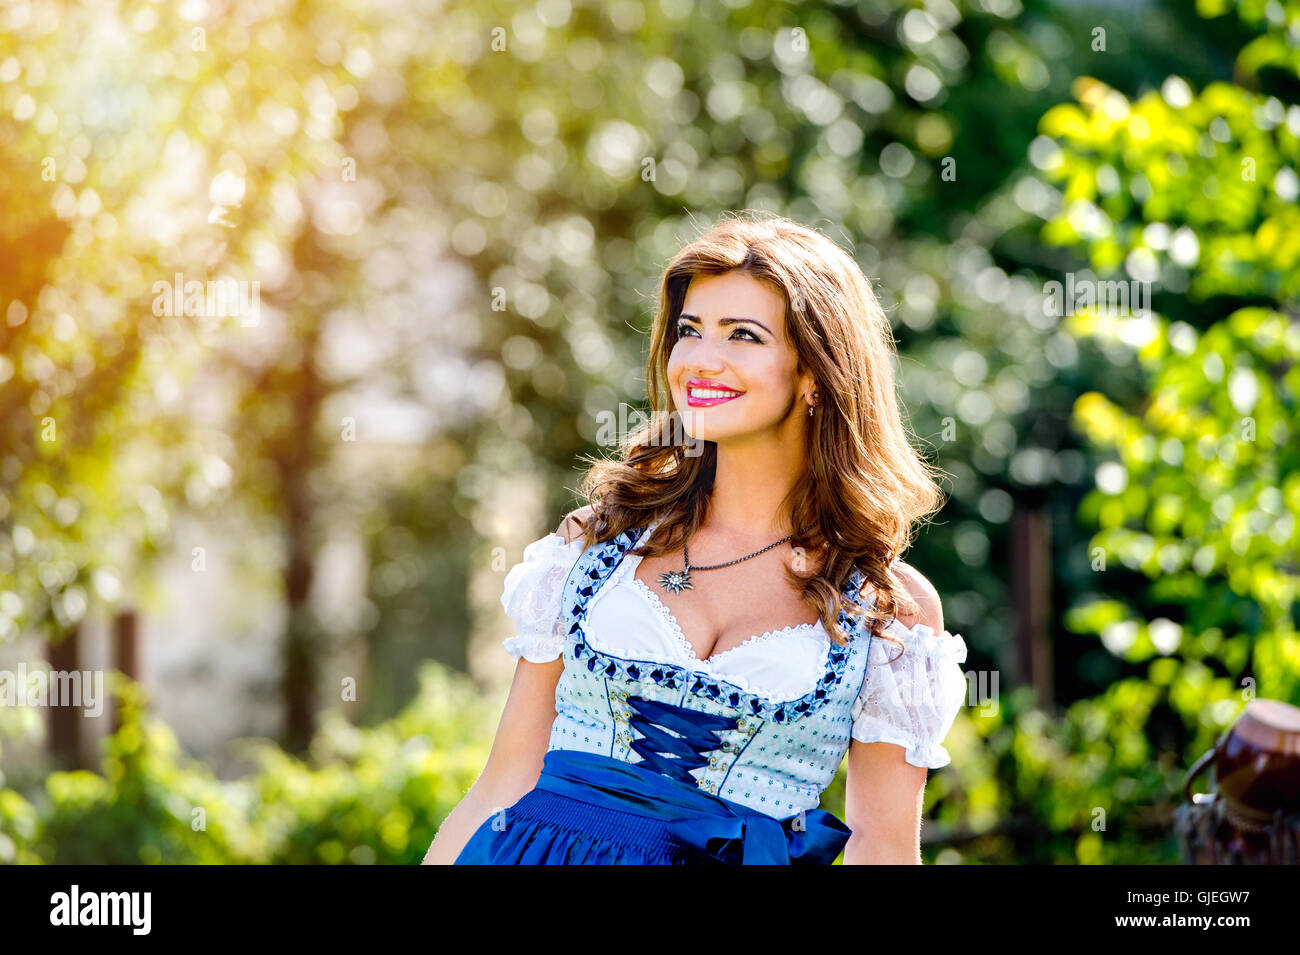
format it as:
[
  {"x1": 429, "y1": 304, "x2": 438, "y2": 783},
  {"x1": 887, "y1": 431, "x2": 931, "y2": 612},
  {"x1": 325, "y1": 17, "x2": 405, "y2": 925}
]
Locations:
[
  {"x1": 0, "y1": 665, "x2": 493, "y2": 864},
  {"x1": 1031, "y1": 0, "x2": 1298, "y2": 860}
]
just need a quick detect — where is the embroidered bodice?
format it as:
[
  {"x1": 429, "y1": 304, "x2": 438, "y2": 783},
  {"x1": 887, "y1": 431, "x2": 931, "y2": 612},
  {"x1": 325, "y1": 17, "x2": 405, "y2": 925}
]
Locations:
[{"x1": 499, "y1": 519, "x2": 968, "y2": 819}]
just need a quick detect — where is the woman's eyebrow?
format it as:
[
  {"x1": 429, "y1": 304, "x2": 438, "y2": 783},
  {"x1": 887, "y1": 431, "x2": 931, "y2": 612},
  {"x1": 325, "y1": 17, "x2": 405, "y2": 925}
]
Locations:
[{"x1": 677, "y1": 313, "x2": 773, "y2": 336}]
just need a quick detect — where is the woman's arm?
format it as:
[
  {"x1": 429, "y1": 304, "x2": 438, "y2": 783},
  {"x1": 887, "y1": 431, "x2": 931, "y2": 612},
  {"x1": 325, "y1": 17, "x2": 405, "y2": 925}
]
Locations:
[
  {"x1": 842, "y1": 562, "x2": 945, "y2": 865},
  {"x1": 843, "y1": 740, "x2": 928, "y2": 864},
  {"x1": 422, "y1": 654, "x2": 563, "y2": 863},
  {"x1": 422, "y1": 507, "x2": 592, "y2": 864}
]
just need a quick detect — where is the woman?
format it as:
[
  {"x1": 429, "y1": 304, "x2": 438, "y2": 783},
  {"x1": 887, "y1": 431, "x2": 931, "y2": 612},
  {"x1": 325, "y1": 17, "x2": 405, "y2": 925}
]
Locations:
[{"x1": 424, "y1": 211, "x2": 968, "y2": 865}]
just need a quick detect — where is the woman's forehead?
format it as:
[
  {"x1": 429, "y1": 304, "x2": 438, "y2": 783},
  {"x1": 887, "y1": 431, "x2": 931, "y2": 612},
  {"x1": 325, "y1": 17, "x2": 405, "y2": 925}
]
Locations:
[{"x1": 682, "y1": 272, "x2": 786, "y2": 320}]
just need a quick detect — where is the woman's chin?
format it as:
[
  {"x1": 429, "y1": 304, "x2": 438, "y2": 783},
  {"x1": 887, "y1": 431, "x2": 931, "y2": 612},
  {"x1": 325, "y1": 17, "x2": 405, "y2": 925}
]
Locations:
[
  {"x1": 676, "y1": 410, "x2": 763, "y2": 446},
  {"x1": 679, "y1": 425, "x2": 714, "y2": 445},
  {"x1": 682, "y1": 426, "x2": 740, "y2": 445}
]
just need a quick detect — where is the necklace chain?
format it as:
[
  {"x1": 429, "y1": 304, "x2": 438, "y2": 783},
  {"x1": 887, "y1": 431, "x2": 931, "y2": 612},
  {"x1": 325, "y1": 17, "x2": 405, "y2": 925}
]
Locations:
[{"x1": 656, "y1": 523, "x2": 817, "y2": 595}]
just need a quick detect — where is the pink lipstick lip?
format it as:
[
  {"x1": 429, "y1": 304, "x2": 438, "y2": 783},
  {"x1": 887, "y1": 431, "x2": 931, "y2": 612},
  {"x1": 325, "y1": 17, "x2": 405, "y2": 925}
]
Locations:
[
  {"x1": 685, "y1": 379, "x2": 745, "y2": 408},
  {"x1": 686, "y1": 378, "x2": 744, "y2": 393}
]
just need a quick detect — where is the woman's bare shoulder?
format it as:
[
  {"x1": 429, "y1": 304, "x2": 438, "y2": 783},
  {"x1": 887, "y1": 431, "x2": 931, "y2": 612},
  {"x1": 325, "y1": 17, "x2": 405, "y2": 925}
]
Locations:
[
  {"x1": 555, "y1": 505, "x2": 597, "y2": 544},
  {"x1": 890, "y1": 560, "x2": 944, "y2": 633}
]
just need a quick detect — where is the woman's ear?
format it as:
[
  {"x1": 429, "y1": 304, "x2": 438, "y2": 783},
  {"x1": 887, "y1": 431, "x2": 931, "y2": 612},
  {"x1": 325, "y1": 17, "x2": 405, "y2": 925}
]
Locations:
[{"x1": 798, "y1": 368, "x2": 817, "y2": 403}]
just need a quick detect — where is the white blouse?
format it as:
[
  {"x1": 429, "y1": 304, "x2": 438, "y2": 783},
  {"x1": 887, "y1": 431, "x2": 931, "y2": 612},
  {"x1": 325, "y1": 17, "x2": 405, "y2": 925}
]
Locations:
[{"x1": 500, "y1": 526, "x2": 969, "y2": 769}]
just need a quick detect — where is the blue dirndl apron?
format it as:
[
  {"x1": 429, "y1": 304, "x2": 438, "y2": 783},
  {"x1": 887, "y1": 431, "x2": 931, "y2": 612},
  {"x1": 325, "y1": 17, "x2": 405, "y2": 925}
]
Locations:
[{"x1": 454, "y1": 748, "x2": 852, "y2": 865}]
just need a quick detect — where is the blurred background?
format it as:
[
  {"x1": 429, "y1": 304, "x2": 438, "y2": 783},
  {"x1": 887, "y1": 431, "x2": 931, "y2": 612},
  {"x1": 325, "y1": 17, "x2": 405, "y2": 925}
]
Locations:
[{"x1": 0, "y1": 0, "x2": 1297, "y2": 864}]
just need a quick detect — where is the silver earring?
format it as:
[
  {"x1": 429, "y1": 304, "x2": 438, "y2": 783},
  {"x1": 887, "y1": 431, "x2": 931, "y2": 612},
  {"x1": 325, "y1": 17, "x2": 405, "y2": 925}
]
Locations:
[{"x1": 807, "y1": 391, "x2": 818, "y2": 416}]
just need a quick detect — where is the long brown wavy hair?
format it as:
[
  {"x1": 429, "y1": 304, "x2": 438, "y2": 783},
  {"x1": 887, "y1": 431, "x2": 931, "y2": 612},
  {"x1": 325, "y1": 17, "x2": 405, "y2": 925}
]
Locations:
[{"x1": 564, "y1": 210, "x2": 947, "y2": 658}]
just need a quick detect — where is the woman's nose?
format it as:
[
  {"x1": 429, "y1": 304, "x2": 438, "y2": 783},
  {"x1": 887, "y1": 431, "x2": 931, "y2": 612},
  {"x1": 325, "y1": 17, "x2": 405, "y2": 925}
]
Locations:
[
  {"x1": 688, "y1": 358, "x2": 727, "y2": 378},
  {"x1": 684, "y1": 339, "x2": 726, "y2": 374}
]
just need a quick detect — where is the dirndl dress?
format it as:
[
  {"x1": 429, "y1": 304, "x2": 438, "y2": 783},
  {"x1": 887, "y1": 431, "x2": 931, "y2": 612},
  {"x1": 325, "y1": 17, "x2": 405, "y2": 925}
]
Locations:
[{"x1": 452, "y1": 517, "x2": 968, "y2": 865}]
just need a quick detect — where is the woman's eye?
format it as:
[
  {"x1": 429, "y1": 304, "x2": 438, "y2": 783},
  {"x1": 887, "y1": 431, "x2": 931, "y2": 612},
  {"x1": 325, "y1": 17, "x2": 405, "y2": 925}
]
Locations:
[{"x1": 675, "y1": 322, "x2": 760, "y2": 343}]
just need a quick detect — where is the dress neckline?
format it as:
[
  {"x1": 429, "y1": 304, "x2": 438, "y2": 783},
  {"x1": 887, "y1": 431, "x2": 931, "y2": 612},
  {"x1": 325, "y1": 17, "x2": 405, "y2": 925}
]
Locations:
[
  {"x1": 616, "y1": 514, "x2": 827, "y2": 665},
  {"x1": 627, "y1": 571, "x2": 824, "y2": 665}
]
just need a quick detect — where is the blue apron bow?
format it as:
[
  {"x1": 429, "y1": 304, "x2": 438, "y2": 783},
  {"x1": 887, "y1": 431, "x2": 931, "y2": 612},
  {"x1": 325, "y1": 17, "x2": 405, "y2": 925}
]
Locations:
[{"x1": 663, "y1": 806, "x2": 851, "y2": 865}]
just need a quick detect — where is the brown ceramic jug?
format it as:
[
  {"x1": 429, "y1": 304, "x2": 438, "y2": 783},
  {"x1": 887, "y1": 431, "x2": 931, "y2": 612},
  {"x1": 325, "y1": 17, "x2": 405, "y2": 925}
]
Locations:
[{"x1": 1184, "y1": 698, "x2": 1300, "y2": 828}]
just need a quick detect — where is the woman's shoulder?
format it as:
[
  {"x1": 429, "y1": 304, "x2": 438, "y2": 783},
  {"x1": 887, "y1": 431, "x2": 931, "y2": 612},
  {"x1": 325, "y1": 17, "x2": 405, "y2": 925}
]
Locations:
[
  {"x1": 556, "y1": 505, "x2": 599, "y2": 545},
  {"x1": 888, "y1": 560, "x2": 944, "y2": 633},
  {"x1": 848, "y1": 558, "x2": 943, "y2": 632}
]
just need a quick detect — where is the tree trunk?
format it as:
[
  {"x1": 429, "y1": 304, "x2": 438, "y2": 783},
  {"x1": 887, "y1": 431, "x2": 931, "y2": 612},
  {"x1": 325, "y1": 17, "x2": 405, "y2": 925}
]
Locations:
[
  {"x1": 1011, "y1": 506, "x2": 1054, "y2": 709},
  {"x1": 283, "y1": 498, "x2": 317, "y2": 754},
  {"x1": 112, "y1": 609, "x2": 139, "y2": 735},
  {"x1": 278, "y1": 333, "x2": 324, "y2": 755},
  {"x1": 46, "y1": 624, "x2": 82, "y2": 770}
]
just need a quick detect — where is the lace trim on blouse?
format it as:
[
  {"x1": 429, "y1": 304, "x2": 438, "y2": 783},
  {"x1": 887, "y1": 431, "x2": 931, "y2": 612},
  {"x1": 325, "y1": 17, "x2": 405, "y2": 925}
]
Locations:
[
  {"x1": 628, "y1": 575, "x2": 821, "y2": 665},
  {"x1": 581, "y1": 532, "x2": 826, "y2": 687}
]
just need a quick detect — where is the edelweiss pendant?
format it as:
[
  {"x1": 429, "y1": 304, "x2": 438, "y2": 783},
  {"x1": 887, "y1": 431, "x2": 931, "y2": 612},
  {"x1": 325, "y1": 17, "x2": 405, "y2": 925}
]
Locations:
[{"x1": 657, "y1": 568, "x2": 694, "y2": 594}]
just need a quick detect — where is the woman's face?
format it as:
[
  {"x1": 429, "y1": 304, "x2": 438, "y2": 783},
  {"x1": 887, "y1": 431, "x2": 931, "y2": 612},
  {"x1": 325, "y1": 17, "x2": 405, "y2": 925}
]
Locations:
[{"x1": 667, "y1": 270, "x2": 813, "y2": 446}]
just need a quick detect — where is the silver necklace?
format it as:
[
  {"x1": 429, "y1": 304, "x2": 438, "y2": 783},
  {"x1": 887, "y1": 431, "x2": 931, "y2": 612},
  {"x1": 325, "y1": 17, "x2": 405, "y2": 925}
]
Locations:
[{"x1": 656, "y1": 524, "x2": 815, "y2": 595}]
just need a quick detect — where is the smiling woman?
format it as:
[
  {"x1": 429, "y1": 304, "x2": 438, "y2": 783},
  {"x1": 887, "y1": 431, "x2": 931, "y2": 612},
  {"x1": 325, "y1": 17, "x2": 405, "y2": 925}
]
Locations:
[
  {"x1": 427, "y1": 210, "x2": 967, "y2": 866},
  {"x1": 670, "y1": 271, "x2": 811, "y2": 448}
]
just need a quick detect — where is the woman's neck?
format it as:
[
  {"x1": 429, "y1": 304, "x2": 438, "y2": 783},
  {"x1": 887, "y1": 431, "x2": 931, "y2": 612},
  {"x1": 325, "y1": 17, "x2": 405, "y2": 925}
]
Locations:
[{"x1": 705, "y1": 442, "x2": 805, "y2": 544}]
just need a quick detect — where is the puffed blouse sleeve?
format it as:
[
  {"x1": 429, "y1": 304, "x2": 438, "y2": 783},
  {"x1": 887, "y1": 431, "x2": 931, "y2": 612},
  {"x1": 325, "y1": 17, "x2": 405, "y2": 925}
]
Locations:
[
  {"x1": 850, "y1": 619, "x2": 969, "y2": 769},
  {"x1": 499, "y1": 532, "x2": 587, "y2": 663}
]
